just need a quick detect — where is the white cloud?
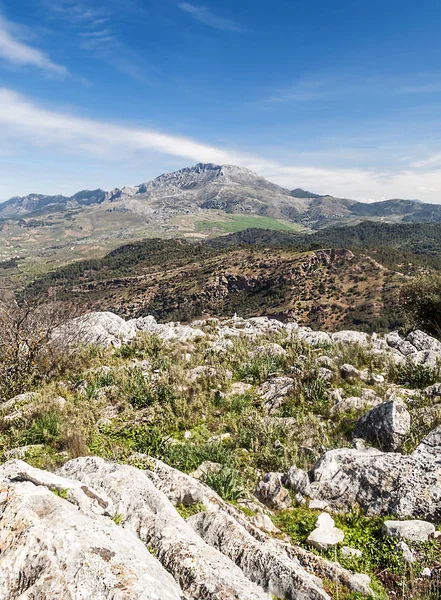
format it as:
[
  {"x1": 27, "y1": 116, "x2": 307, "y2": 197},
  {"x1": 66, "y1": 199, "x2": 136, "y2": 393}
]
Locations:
[
  {"x1": 0, "y1": 17, "x2": 67, "y2": 75},
  {"x1": 177, "y1": 3, "x2": 243, "y2": 32},
  {"x1": 1, "y1": 87, "x2": 441, "y2": 203}
]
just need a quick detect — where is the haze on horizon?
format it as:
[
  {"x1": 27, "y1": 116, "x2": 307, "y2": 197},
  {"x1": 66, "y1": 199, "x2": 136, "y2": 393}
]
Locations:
[{"x1": 1, "y1": 0, "x2": 441, "y2": 204}]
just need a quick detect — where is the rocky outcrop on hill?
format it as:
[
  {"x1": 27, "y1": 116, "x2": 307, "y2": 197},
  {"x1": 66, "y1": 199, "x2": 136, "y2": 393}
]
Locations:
[
  {"x1": 0, "y1": 460, "x2": 182, "y2": 600},
  {"x1": 285, "y1": 426, "x2": 441, "y2": 520},
  {"x1": 0, "y1": 456, "x2": 375, "y2": 600},
  {"x1": 52, "y1": 311, "x2": 441, "y2": 371}
]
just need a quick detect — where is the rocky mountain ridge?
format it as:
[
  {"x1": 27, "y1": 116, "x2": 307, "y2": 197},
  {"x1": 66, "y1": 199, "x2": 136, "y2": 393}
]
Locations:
[{"x1": 2, "y1": 163, "x2": 441, "y2": 228}]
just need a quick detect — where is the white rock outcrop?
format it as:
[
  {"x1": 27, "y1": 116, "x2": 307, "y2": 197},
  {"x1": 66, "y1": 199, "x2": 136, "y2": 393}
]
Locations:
[
  {"x1": 0, "y1": 461, "x2": 182, "y2": 600},
  {"x1": 302, "y1": 425, "x2": 441, "y2": 520}
]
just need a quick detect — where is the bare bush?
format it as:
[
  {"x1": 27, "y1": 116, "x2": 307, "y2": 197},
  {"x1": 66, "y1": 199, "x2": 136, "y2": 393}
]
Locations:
[{"x1": 0, "y1": 296, "x2": 80, "y2": 400}]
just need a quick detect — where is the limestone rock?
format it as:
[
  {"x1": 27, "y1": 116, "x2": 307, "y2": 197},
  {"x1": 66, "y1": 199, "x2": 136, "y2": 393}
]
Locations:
[
  {"x1": 306, "y1": 513, "x2": 345, "y2": 551},
  {"x1": 252, "y1": 343, "x2": 286, "y2": 357},
  {"x1": 340, "y1": 364, "x2": 361, "y2": 382},
  {"x1": 189, "y1": 510, "x2": 329, "y2": 600},
  {"x1": 307, "y1": 427, "x2": 441, "y2": 519},
  {"x1": 228, "y1": 381, "x2": 254, "y2": 395},
  {"x1": 406, "y1": 330, "x2": 441, "y2": 353},
  {"x1": 398, "y1": 541, "x2": 416, "y2": 563},
  {"x1": 412, "y1": 425, "x2": 441, "y2": 460},
  {"x1": 249, "y1": 511, "x2": 281, "y2": 534},
  {"x1": 60, "y1": 457, "x2": 268, "y2": 600},
  {"x1": 297, "y1": 329, "x2": 332, "y2": 346},
  {"x1": 382, "y1": 520, "x2": 436, "y2": 543},
  {"x1": 341, "y1": 546, "x2": 362, "y2": 558},
  {"x1": 330, "y1": 393, "x2": 382, "y2": 417},
  {"x1": 283, "y1": 465, "x2": 311, "y2": 496},
  {"x1": 353, "y1": 399, "x2": 411, "y2": 451},
  {"x1": 141, "y1": 457, "x2": 373, "y2": 597},
  {"x1": 309, "y1": 499, "x2": 330, "y2": 511},
  {"x1": 0, "y1": 461, "x2": 182, "y2": 600},
  {"x1": 131, "y1": 315, "x2": 205, "y2": 342},
  {"x1": 190, "y1": 460, "x2": 223, "y2": 480},
  {"x1": 332, "y1": 331, "x2": 370, "y2": 345},
  {"x1": 52, "y1": 311, "x2": 137, "y2": 348}
]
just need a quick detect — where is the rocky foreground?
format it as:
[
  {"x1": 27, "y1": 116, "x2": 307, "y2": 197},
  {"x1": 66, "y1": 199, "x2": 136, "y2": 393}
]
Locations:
[{"x1": 1, "y1": 312, "x2": 441, "y2": 599}]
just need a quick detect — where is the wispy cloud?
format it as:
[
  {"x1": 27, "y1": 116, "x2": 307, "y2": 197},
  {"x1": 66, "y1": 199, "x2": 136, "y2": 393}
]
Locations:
[
  {"x1": 43, "y1": 0, "x2": 158, "y2": 84},
  {"x1": 177, "y1": 2, "x2": 243, "y2": 32},
  {"x1": 396, "y1": 82, "x2": 441, "y2": 94},
  {"x1": 256, "y1": 74, "x2": 441, "y2": 107},
  {"x1": 0, "y1": 16, "x2": 67, "y2": 75}
]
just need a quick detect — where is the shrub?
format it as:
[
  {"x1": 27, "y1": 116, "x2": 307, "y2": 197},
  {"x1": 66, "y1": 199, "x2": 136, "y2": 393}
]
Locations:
[
  {"x1": 399, "y1": 275, "x2": 441, "y2": 338},
  {"x1": 390, "y1": 361, "x2": 439, "y2": 389},
  {"x1": 0, "y1": 297, "x2": 80, "y2": 400},
  {"x1": 20, "y1": 411, "x2": 63, "y2": 445},
  {"x1": 201, "y1": 466, "x2": 245, "y2": 501}
]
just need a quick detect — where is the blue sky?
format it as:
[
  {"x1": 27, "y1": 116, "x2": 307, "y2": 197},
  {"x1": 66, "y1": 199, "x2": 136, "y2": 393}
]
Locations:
[{"x1": 1, "y1": 0, "x2": 441, "y2": 202}]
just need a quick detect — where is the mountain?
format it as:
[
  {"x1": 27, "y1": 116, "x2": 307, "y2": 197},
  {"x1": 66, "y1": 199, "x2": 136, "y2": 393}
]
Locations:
[
  {"x1": 4, "y1": 163, "x2": 441, "y2": 228},
  {"x1": 3, "y1": 162, "x2": 441, "y2": 283},
  {"x1": 0, "y1": 189, "x2": 107, "y2": 218}
]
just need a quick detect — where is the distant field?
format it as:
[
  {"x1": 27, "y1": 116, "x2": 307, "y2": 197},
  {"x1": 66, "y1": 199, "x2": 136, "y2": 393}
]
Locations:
[{"x1": 195, "y1": 214, "x2": 307, "y2": 234}]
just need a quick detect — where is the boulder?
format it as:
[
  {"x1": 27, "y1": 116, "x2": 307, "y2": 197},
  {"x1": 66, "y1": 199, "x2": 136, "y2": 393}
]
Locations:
[
  {"x1": 52, "y1": 311, "x2": 137, "y2": 348},
  {"x1": 297, "y1": 329, "x2": 333, "y2": 346},
  {"x1": 131, "y1": 316, "x2": 205, "y2": 342},
  {"x1": 306, "y1": 427, "x2": 441, "y2": 520},
  {"x1": 317, "y1": 356, "x2": 334, "y2": 368},
  {"x1": 252, "y1": 343, "x2": 286, "y2": 357},
  {"x1": 283, "y1": 465, "x2": 311, "y2": 496},
  {"x1": 353, "y1": 399, "x2": 411, "y2": 451},
  {"x1": 306, "y1": 513, "x2": 345, "y2": 551},
  {"x1": 332, "y1": 331, "x2": 370, "y2": 345},
  {"x1": 330, "y1": 392, "x2": 382, "y2": 417},
  {"x1": 255, "y1": 472, "x2": 292, "y2": 510},
  {"x1": 406, "y1": 330, "x2": 441, "y2": 353},
  {"x1": 340, "y1": 364, "x2": 361, "y2": 382},
  {"x1": 382, "y1": 520, "x2": 436, "y2": 543},
  {"x1": 412, "y1": 425, "x2": 441, "y2": 460}
]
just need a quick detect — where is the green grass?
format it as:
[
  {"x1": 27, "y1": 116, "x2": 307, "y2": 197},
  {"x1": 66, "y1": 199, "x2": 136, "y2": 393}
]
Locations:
[{"x1": 195, "y1": 214, "x2": 307, "y2": 234}]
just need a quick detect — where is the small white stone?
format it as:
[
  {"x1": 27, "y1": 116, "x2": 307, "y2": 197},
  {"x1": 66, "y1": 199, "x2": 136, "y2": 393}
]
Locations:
[
  {"x1": 341, "y1": 546, "x2": 362, "y2": 558},
  {"x1": 306, "y1": 512, "x2": 345, "y2": 551},
  {"x1": 422, "y1": 568, "x2": 432, "y2": 578},
  {"x1": 309, "y1": 499, "x2": 329, "y2": 510}
]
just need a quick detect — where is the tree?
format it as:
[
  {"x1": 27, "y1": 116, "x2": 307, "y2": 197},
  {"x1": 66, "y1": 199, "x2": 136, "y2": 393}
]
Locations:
[{"x1": 399, "y1": 275, "x2": 441, "y2": 338}]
